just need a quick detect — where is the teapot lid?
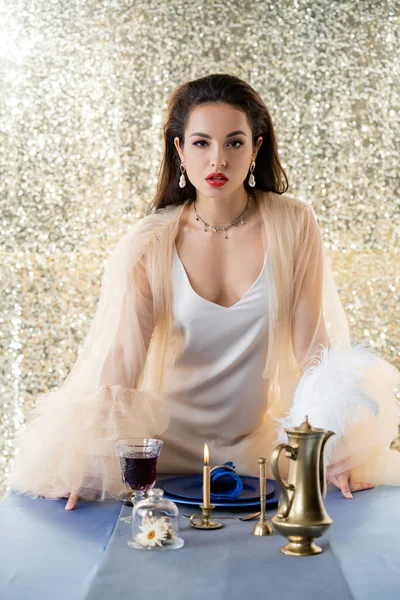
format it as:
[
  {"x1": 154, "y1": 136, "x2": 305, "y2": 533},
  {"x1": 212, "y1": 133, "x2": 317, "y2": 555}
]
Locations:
[
  {"x1": 288, "y1": 415, "x2": 326, "y2": 434},
  {"x1": 297, "y1": 416, "x2": 313, "y2": 432}
]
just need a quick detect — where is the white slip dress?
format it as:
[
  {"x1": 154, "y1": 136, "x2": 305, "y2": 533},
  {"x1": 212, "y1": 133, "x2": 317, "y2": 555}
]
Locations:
[{"x1": 157, "y1": 247, "x2": 271, "y2": 474}]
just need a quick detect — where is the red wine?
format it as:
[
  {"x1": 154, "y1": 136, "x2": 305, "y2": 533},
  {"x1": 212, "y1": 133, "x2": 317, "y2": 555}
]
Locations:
[{"x1": 120, "y1": 456, "x2": 158, "y2": 490}]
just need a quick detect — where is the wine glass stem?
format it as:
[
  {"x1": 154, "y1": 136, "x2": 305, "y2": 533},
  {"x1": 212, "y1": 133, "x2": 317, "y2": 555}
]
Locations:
[{"x1": 132, "y1": 490, "x2": 145, "y2": 505}]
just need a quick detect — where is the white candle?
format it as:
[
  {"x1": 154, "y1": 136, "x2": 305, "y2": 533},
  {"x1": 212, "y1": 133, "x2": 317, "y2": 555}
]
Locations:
[{"x1": 203, "y1": 443, "x2": 210, "y2": 509}]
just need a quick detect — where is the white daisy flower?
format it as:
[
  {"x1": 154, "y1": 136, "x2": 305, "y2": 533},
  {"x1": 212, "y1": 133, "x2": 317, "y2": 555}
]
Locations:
[{"x1": 134, "y1": 516, "x2": 168, "y2": 548}]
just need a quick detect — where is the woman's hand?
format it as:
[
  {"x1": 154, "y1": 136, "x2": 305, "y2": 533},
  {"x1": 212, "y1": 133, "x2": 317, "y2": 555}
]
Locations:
[
  {"x1": 327, "y1": 469, "x2": 374, "y2": 499},
  {"x1": 65, "y1": 491, "x2": 79, "y2": 510},
  {"x1": 42, "y1": 490, "x2": 80, "y2": 510}
]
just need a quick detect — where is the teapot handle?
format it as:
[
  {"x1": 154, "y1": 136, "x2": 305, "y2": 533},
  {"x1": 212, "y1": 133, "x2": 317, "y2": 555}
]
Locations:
[{"x1": 271, "y1": 443, "x2": 297, "y2": 519}]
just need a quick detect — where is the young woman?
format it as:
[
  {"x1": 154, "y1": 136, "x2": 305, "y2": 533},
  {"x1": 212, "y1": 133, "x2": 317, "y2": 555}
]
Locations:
[{"x1": 8, "y1": 74, "x2": 400, "y2": 510}]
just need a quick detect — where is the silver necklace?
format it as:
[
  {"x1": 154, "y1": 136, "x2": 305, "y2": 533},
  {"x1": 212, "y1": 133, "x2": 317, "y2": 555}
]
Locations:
[{"x1": 193, "y1": 196, "x2": 251, "y2": 240}]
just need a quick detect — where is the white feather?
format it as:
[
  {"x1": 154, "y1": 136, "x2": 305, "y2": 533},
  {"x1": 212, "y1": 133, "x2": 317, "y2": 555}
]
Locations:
[{"x1": 278, "y1": 344, "x2": 381, "y2": 462}]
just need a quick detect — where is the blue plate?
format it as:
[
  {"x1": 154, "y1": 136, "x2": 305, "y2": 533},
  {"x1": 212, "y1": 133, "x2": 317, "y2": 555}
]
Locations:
[
  {"x1": 160, "y1": 474, "x2": 275, "y2": 502},
  {"x1": 160, "y1": 492, "x2": 279, "y2": 508},
  {"x1": 157, "y1": 476, "x2": 279, "y2": 508}
]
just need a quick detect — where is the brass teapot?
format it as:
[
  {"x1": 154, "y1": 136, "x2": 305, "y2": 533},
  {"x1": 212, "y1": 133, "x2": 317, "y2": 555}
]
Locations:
[{"x1": 271, "y1": 416, "x2": 335, "y2": 556}]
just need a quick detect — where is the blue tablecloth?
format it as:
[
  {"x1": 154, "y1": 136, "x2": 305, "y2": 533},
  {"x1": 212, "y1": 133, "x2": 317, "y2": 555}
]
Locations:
[
  {"x1": 0, "y1": 492, "x2": 121, "y2": 600},
  {"x1": 1, "y1": 485, "x2": 400, "y2": 599}
]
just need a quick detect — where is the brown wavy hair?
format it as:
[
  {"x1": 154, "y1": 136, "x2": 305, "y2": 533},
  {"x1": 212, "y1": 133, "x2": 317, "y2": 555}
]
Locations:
[{"x1": 147, "y1": 73, "x2": 289, "y2": 214}]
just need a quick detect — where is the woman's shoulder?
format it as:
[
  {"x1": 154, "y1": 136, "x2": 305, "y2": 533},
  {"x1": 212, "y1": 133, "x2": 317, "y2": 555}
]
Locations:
[
  {"x1": 133, "y1": 202, "x2": 183, "y2": 231},
  {"x1": 259, "y1": 191, "x2": 315, "y2": 224},
  {"x1": 109, "y1": 202, "x2": 182, "y2": 265},
  {"x1": 268, "y1": 190, "x2": 314, "y2": 213},
  {"x1": 121, "y1": 203, "x2": 182, "y2": 240}
]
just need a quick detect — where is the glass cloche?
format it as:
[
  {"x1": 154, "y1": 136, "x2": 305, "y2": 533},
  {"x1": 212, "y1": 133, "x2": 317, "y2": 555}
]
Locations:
[{"x1": 128, "y1": 488, "x2": 184, "y2": 551}]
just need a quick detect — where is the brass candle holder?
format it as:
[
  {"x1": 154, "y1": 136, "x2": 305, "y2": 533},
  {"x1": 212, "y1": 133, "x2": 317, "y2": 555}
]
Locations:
[
  {"x1": 251, "y1": 457, "x2": 275, "y2": 536},
  {"x1": 190, "y1": 443, "x2": 224, "y2": 530},
  {"x1": 189, "y1": 504, "x2": 224, "y2": 530}
]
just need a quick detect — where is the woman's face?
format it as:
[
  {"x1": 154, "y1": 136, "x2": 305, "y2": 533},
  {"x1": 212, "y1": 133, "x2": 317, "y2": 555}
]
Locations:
[{"x1": 174, "y1": 103, "x2": 262, "y2": 199}]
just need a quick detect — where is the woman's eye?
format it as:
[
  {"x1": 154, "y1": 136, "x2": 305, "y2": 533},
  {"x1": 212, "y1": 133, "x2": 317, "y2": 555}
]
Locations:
[
  {"x1": 228, "y1": 140, "x2": 244, "y2": 148},
  {"x1": 192, "y1": 140, "x2": 244, "y2": 148}
]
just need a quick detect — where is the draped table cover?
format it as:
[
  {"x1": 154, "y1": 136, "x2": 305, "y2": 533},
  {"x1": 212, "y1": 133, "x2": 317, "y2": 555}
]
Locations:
[{"x1": 1, "y1": 485, "x2": 400, "y2": 600}]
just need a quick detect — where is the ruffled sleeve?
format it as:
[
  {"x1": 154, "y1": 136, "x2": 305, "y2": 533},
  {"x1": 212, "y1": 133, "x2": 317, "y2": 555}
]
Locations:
[
  {"x1": 8, "y1": 216, "x2": 172, "y2": 501},
  {"x1": 278, "y1": 202, "x2": 400, "y2": 485}
]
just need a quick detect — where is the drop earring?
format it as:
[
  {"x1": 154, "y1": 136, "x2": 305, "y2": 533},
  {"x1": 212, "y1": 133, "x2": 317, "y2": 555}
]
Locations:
[
  {"x1": 248, "y1": 160, "x2": 256, "y2": 187},
  {"x1": 179, "y1": 163, "x2": 186, "y2": 188}
]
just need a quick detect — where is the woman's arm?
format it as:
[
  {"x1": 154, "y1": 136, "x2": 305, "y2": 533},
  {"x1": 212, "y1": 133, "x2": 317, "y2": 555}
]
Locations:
[
  {"x1": 292, "y1": 204, "x2": 329, "y2": 372},
  {"x1": 65, "y1": 257, "x2": 156, "y2": 510},
  {"x1": 290, "y1": 206, "x2": 374, "y2": 498},
  {"x1": 99, "y1": 256, "x2": 155, "y2": 388},
  {"x1": 8, "y1": 229, "x2": 169, "y2": 508}
]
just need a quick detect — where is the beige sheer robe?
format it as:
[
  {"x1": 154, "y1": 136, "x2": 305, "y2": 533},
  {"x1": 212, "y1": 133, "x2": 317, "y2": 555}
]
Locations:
[{"x1": 8, "y1": 191, "x2": 400, "y2": 500}]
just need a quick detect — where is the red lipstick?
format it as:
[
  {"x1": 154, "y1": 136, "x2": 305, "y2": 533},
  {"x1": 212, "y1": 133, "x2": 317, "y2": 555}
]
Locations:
[{"x1": 205, "y1": 172, "x2": 229, "y2": 188}]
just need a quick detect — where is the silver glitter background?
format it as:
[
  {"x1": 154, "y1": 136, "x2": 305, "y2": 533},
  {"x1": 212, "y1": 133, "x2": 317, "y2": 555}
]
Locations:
[{"x1": 1, "y1": 0, "x2": 399, "y2": 499}]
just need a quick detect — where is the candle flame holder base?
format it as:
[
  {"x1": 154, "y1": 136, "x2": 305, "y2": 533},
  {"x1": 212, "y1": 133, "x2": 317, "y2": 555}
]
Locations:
[
  {"x1": 251, "y1": 517, "x2": 275, "y2": 537},
  {"x1": 189, "y1": 505, "x2": 224, "y2": 530}
]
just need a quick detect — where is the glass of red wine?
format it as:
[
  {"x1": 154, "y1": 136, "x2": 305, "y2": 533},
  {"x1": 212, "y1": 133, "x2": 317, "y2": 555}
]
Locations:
[{"x1": 116, "y1": 438, "x2": 164, "y2": 523}]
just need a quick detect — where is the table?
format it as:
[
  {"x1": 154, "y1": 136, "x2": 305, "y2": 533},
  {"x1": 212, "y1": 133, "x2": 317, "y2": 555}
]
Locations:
[{"x1": 1, "y1": 485, "x2": 400, "y2": 600}]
